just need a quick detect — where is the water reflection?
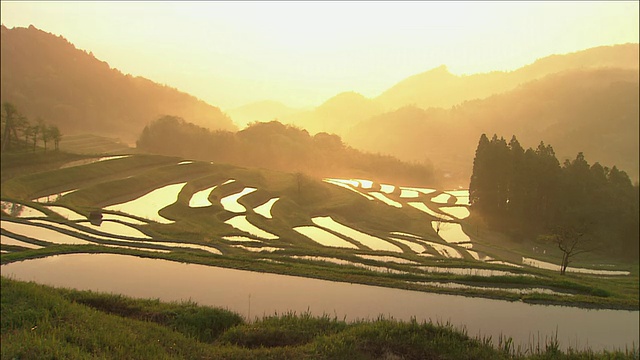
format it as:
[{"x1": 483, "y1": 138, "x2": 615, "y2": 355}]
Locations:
[
  {"x1": 407, "y1": 202, "x2": 454, "y2": 221},
  {"x1": 417, "y1": 266, "x2": 532, "y2": 277},
  {"x1": 105, "y1": 182, "x2": 187, "y2": 224},
  {"x1": 33, "y1": 189, "x2": 78, "y2": 203},
  {"x1": 419, "y1": 240, "x2": 463, "y2": 259},
  {"x1": 312, "y1": 216, "x2": 402, "y2": 253},
  {"x1": 45, "y1": 205, "x2": 86, "y2": 220},
  {"x1": 412, "y1": 281, "x2": 565, "y2": 295},
  {"x1": 355, "y1": 254, "x2": 419, "y2": 265},
  {"x1": 400, "y1": 186, "x2": 436, "y2": 195},
  {"x1": 293, "y1": 226, "x2": 359, "y2": 249},
  {"x1": 0, "y1": 201, "x2": 47, "y2": 218},
  {"x1": 369, "y1": 192, "x2": 402, "y2": 208},
  {"x1": 399, "y1": 189, "x2": 419, "y2": 198},
  {"x1": 59, "y1": 155, "x2": 131, "y2": 169},
  {"x1": 230, "y1": 245, "x2": 282, "y2": 253},
  {"x1": 291, "y1": 255, "x2": 408, "y2": 274},
  {"x1": 3, "y1": 253, "x2": 636, "y2": 352},
  {"x1": 430, "y1": 193, "x2": 452, "y2": 204},
  {"x1": 100, "y1": 213, "x2": 148, "y2": 225},
  {"x1": 220, "y1": 187, "x2": 257, "y2": 213},
  {"x1": 354, "y1": 179, "x2": 374, "y2": 189},
  {"x1": 253, "y1": 197, "x2": 279, "y2": 219},
  {"x1": 2, "y1": 221, "x2": 94, "y2": 245},
  {"x1": 432, "y1": 222, "x2": 471, "y2": 244},
  {"x1": 379, "y1": 184, "x2": 395, "y2": 194},
  {"x1": 0, "y1": 234, "x2": 44, "y2": 249},
  {"x1": 438, "y1": 206, "x2": 470, "y2": 220},
  {"x1": 522, "y1": 257, "x2": 630, "y2": 276},
  {"x1": 388, "y1": 237, "x2": 427, "y2": 253},
  {"x1": 222, "y1": 236, "x2": 263, "y2": 243},
  {"x1": 76, "y1": 221, "x2": 151, "y2": 239},
  {"x1": 225, "y1": 215, "x2": 278, "y2": 240},
  {"x1": 323, "y1": 179, "x2": 374, "y2": 200},
  {"x1": 188, "y1": 185, "x2": 217, "y2": 208}
]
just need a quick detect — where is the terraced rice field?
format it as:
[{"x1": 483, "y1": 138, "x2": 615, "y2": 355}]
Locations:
[{"x1": 1, "y1": 155, "x2": 634, "y2": 306}]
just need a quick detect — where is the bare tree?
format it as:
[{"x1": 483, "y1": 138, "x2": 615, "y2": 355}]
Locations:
[
  {"x1": 545, "y1": 221, "x2": 594, "y2": 275},
  {"x1": 49, "y1": 124, "x2": 62, "y2": 151}
]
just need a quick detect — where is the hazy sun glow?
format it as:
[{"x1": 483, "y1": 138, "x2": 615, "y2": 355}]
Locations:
[{"x1": 1, "y1": 1, "x2": 638, "y2": 109}]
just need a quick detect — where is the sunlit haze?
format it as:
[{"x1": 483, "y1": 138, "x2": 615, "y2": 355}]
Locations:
[{"x1": 1, "y1": 1, "x2": 639, "y2": 109}]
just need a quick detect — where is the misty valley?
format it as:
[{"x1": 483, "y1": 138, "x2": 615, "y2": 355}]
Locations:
[{"x1": 1, "y1": 23, "x2": 639, "y2": 359}]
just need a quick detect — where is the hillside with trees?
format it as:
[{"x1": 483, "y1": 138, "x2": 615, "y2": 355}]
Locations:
[
  {"x1": 136, "y1": 116, "x2": 437, "y2": 186},
  {"x1": 469, "y1": 134, "x2": 639, "y2": 262},
  {"x1": 346, "y1": 68, "x2": 639, "y2": 187},
  {"x1": 0, "y1": 25, "x2": 236, "y2": 145}
]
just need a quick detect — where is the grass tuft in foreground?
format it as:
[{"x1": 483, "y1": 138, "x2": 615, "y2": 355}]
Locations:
[{"x1": 1, "y1": 277, "x2": 637, "y2": 359}]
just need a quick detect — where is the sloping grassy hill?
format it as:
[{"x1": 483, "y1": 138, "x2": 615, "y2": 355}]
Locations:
[
  {"x1": 1, "y1": 152, "x2": 637, "y2": 310},
  {"x1": 59, "y1": 134, "x2": 135, "y2": 155}
]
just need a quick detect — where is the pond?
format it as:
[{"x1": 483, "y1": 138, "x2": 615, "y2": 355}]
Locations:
[{"x1": 2, "y1": 253, "x2": 637, "y2": 352}]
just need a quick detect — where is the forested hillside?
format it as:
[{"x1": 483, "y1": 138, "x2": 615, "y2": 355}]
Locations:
[
  {"x1": 346, "y1": 68, "x2": 639, "y2": 187},
  {"x1": 469, "y1": 134, "x2": 639, "y2": 261},
  {"x1": 136, "y1": 116, "x2": 437, "y2": 186},
  {"x1": 0, "y1": 25, "x2": 236, "y2": 144}
]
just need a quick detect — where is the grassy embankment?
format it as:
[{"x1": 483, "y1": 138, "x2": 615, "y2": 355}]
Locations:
[
  {"x1": 2, "y1": 277, "x2": 637, "y2": 359},
  {"x1": 1, "y1": 150, "x2": 638, "y2": 310}
]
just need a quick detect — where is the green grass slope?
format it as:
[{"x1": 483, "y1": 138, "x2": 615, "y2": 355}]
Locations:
[{"x1": 2, "y1": 277, "x2": 636, "y2": 359}]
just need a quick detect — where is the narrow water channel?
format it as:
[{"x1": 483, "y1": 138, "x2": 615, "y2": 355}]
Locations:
[{"x1": 1, "y1": 253, "x2": 637, "y2": 352}]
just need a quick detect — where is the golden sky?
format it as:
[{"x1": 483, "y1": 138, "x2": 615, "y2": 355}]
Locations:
[{"x1": 1, "y1": 1, "x2": 638, "y2": 109}]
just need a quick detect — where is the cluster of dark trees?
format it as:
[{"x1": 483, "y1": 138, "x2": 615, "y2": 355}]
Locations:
[
  {"x1": 469, "y1": 134, "x2": 639, "y2": 263},
  {"x1": 1, "y1": 102, "x2": 61, "y2": 153},
  {"x1": 136, "y1": 116, "x2": 438, "y2": 186}
]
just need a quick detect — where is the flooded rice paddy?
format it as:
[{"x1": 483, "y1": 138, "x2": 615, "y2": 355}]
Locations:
[
  {"x1": 2, "y1": 253, "x2": 637, "y2": 352},
  {"x1": 312, "y1": 216, "x2": 402, "y2": 253},
  {"x1": 253, "y1": 197, "x2": 279, "y2": 218},
  {"x1": 0, "y1": 201, "x2": 47, "y2": 218},
  {"x1": 2, "y1": 165, "x2": 636, "y2": 353},
  {"x1": 220, "y1": 187, "x2": 257, "y2": 213},
  {"x1": 225, "y1": 215, "x2": 279, "y2": 240},
  {"x1": 293, "y1": 226, "x2": 359, "y2": 249},
  {"x1": 105, "y1": 182, "x2": 187, "y2": 224}
]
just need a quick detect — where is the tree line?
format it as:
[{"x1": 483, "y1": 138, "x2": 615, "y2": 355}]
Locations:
[
  {"x1": 136, "y1": 116, "x2": 438, "y2": 186},
  {"x1": 1, "y1": 102, "x2": 61, "y2": 153},
  {"x1": 469, "y1": 134, "x2": 638, "y2": 263}
]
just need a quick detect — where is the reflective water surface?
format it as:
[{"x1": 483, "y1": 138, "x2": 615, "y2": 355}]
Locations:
[
  {"x1": 2, "y1": 253, "x2": 637, "y2": 352},
  {"x1": 220, "y1": 187, "x2": 257, "y2": 213},
  {"x1": 188, "y1": 185, "x2": 217, "y2": 208},
  {"x1": 312, "y1": 216, "x2": 402, "y2": 253},
  {"x1": 225, "y1": 215, "x2": 279, "y2": 240},
  {"x1": 369, "y1": 192, "x2": 402, "y2": 208},
  {"x1": 1, "y1": 201, "x2": 47, "y2": 218},
  {"x1": 293, "y1": 226, "x2": 359, "y2": 249},
  {"x1": 253, "y1": 197, "x2": 279, "y2": 219},
  {"x1": 105, "y1": 182, "x2": 187, "y2": 224}
]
